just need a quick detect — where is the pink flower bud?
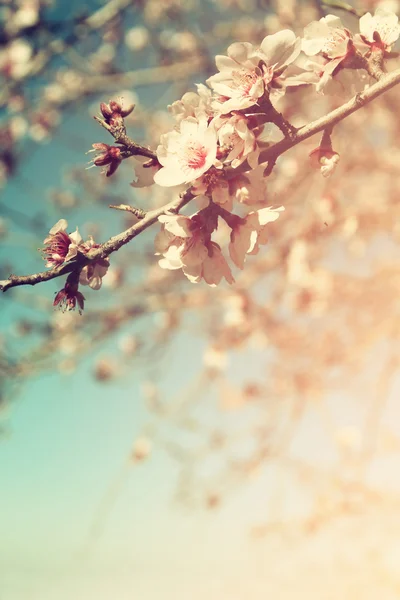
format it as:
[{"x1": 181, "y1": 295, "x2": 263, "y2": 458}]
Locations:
[
  {"x1": 91, "y1": 143, "x2": 122, "y2": 177},
  {"x1": 53, "y1": 281, "x2": 85, "y2": 314},
  {"x1": 309, "y1": 146, "x2": 340, "y2": 178}
]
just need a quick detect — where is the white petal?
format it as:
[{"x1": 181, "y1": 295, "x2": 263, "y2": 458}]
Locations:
[
  {"x1": 49, "y1": 218, "x2": 68, "y2": 235},
  {"x1": 260, "y1": 30, "x2": 299, "y2": 66}
]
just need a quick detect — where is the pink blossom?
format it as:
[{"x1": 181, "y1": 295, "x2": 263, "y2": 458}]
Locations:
[
  {"x1": 358, "y1": 8, "x2": 400, "y2": 52},
  {"x1": 229, "y1": 206, "x2": 284, "y2": 269},
  {"x1": 289, "y1": 53, "x2": 366, "y2": 95},
  {"x1": 192, "y1": 170, "x2": 235, "y2": 212},
  {"x1": 207, "y1": 30, "x2": 300, "y2": 113},
  {"x1": 183, "y1": 242, "x2": 235, "y2": 286},
  {"x1": 41, "y1": 219, "x2": 82, "y2": 268},
  {"x1": 302, "y1": 15, "x2": 351, "y2": 57},
  {"x1": 168, "y1": 84, "x2": 214, "y2": 123},
  {"x1": 155, "y1": 213, "x2": 209, "y2": 271},
  {"x1": 154, "y1": 117, "x2": 217, "y2": 187},
  {"x1": 213, "y1": 113, "x2": 260, "y2": 169},
  {"x1": 302, "y1": 15, "x2": 358, "y2": 92},
  {"x1": 232, "y1": 165, "x2": 269, "y2": 206},
  {"x1": 79, "y1": 237, "x2": 110, "y2": 290}
]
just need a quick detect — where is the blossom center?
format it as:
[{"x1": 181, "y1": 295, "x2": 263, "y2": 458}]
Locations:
[
  {"x1": 232, "y1": 69, "x2": 260, "y2": 97},
  {"x1": 181, "y1": 139, "x2": 207, "y2": 170},
  {"x1": 321, "y1": 29, "x2": 348, "y2": 57}
]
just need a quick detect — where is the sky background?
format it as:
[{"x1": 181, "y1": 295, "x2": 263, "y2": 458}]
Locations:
[{"x1": 2, "y1": 1, "x2": 400, "y2": 599}]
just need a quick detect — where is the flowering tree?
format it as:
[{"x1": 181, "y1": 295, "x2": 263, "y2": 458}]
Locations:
[{"x1": 3, "y1": 1, "x2": 400, "y2": 592}]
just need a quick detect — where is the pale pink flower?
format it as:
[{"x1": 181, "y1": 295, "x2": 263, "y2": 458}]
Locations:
[
  {"x1": 79, "y1": 260, "x2": 109, "y2": 290},
  {"x1": 192, "y1": 170, "x2": 235, "y2": 212},
  {"x1": 0, "y1": 39, "x2": 32, "y2": 80},
  {"x1": 207, "y1": 30, "x2": 300, "y2": 113},
  {"x1": 155, "y1": 213, "x2": 209, "y2": 272},
  {"x1": 359, "y1": 8, "x2": 400, "y2": 51},
  {"x1": 291, "y1": 51, "x2": 366, "y2": 95},
  {"x1": 183, "y1": 242, "x2": 235, "y2": 286},
  {"x1": 154, "y1": 116, "x2": 217, "y2": 187},
  {"x1": 168, "y1": 84, "x2": 214, "y2": 123},
  {"x1": 79, "y1": 237, "x2": 109, "y2": 290},
  {"x1": 42, "y1": 219, "x2": 82, "y2": 268},
  {"x1": 302, "y1": 16, "x2": 356, "y2": 90},
  {"x1": 213, "y1": 113, "x2": 260, "y2": 169},
  {"x1": 309, "y1": 147, "x2": 340, "y2": 177},
  {"x1": 302, "y1": 15, "x2": 351, "y2": 57},
  {"x1": 229, "y1": 206, "x2": 284, "y2": 269},
  {"x1": 233, "y1": 165, "x2": 269, "y2": 206},
  {"x1": 131, "y1": 437, "x2": 152, "y2": 462}
]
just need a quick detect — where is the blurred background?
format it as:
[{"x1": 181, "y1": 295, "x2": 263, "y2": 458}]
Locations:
[{"x1": 2, "y1": 0, "x2": 400, "y2": 598}]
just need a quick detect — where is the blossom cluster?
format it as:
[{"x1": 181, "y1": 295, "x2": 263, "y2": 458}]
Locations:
[
  {"x1": 128, "y1": 8, "x2": 399, "y2": 286},
  {"x1": 36, "y1": 7, "x2": 400, "y2": 307},
  {"x1": 41, "y1": 219, "x2": 109, "y2": 313}
]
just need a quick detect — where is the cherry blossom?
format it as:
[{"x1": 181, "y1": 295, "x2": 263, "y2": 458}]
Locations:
[
  {"x1": 0, "y1": 39, "x2": 32, "y2": 80},
  {"x1": 289, "y1": 53, "x2": 367, "y2": 95},
  {"x1": 358, "y1": 8, "x2": 400, "y2": 52},
  {"x1": 207, "y1": 30, "x2": 300, "y2": 113},
  {"x1": 41, "y1": 219, "x2": 82, "y2": 268},
  {"x1": 168, "y1": 84, "x2": 214, "y2": 123},
  {"x1": 302, "y1": 16, "x2": 356, "y2": 91},
  {"x1": 302, "y1": 15, "x2": 351, "y2": 57},
  {"x1": 154, "y1": 116, "x2": 217, "y2": 187},
  {"x1": 229, "y1": 206, "x2": 284, "y2": 269},
  {"x1": 192, "y1": 170, "x2": 235, "y2": 212},
  {"x1": 232, "y1": 165, "x2": 270, "y2": 206},
  {"x1": 155, "y1": 212, "x2": 209, "y2": 273},
  {"x1": 183, "y1": 242, "x2": 235, "y2": 286},
  {"x1": 213, "y1": 113, "x2": 260, "y2": 169},
  {"x1": 79, "y1": 237, "x2": 110, "y2": 290}
]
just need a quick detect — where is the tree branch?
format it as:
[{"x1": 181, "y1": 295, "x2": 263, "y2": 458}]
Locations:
[
  {"x1": 3, "y1": 67, "x2": 400, "y2": 294},
  {"x1": 257, "y1": 67, "x2": 400, "y2": 167},
  {"x1": 0, "y1": 189, "x2": 194, "y2": 293}
]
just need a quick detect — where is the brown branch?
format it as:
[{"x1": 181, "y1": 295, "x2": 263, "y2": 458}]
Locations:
[
  {"x1": 109, "y1": 204, "x2": 147, "y2": 218},
  {"x1": 3, "y1": 68, "x2": 400, "y2": 294},
  {"x1": 249, "y1": 67, "x2": 400, "y2": 173},
  {"x1": 0, "y1": 190, "x2": 194, "y2": 293},
  {"x1": 93, "y1": 116, "x2": 157, "y2": 161}
]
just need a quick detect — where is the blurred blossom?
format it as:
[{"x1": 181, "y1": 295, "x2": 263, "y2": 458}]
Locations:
[
  {"x1": 131, "y1": 436, "x2": 152, "y2": 463},
  {"x1": 10, "y1": 1, "x2": 40, "y2": 32},
  {"x1": 0, "y1": 39, "x2": 32, "y2": 79},
  {"x1": 125, "y1": 26, "x2": 150, "y2": 51},
  {"x1": 118, "y1": 335, "x2": 140, "y2": 356},
  {"x1": 93, "y1": 357, "x2": 118, "y2": 382},
  {"x1": 203, "y1": 346, "x2": 228, "y2": 372}
]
